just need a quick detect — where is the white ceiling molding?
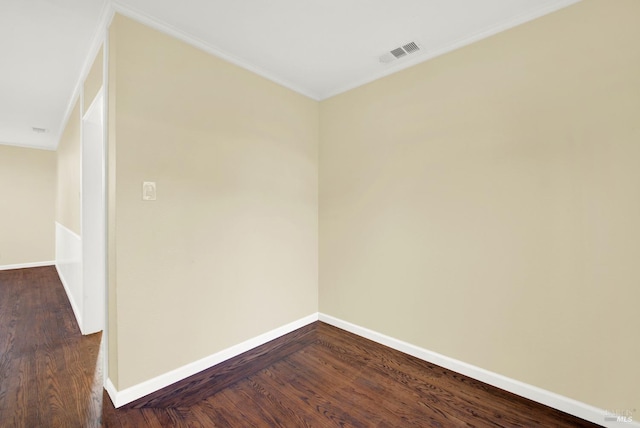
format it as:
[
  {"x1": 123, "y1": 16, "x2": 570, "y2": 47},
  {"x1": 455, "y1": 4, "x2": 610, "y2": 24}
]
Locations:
[
  {"x1": 111, "y1": 1, "x2": 320, "y2": 100},
  {"x1": 55, "y1": 2, "x2": 115, "y2": 150},
  {"x1": 323, "y1": 0, "x2": 583, "y2": 99},
  {"x1": 113, "y1": 0, "x2": 581, "y2": 101},
  {"x1": 2, "y1": 0, "x2": 583, "y2": 151},
  {"x1": 0, "y1": 140, "x2": 58, "y2": 152}
]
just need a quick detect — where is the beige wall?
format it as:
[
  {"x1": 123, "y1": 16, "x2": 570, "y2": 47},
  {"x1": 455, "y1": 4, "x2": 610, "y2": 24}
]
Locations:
[
  {"x1": 56, "y1": 99, "x2": 81, "y2": 235},
  {"x1": 84, "y1": 46, "x2": 104, "y2": 115},
  {"x1": 108, "y1": 15, "x2": 319, "y2": 389},
  {"x1": 0, "y1": 145, "x2": 56, "y2": 266},
  {"x1": 319, "y1": 0, "x2": 639, "y2": 413}
]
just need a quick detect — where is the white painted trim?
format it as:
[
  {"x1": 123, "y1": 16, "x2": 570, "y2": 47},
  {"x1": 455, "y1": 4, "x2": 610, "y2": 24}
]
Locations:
[
  {"x1": 56, "y1": 2, "x2": 114, "y2": 150},
  {"x1": 0, "y1": 141, "x2": 56, "y2": 151},
  {"x1": 55, "y1": 221, "x2": 81, "y2": 241},
  {"x1": 106, "y1": 313, "x2": 319, "y2": 408},
  {"x1": 105, "y1": 378, "x2": 118, "y2": 406},
  {"x1": 322, "y1": 0, "x2": 582, "y2": 99},
  {"x1": 102, "y1": 25, "x2": 111, "y2": 388},
  {"x1": 80, "y1": 89, "x2": 106, "y2": 336},
  {"x1": 318, "y1": 313, "x2": 637, "y2": 428},
  {"x1": 51, "y1": 0, "x2": 581, "y2": 141},
  {"x1": 0, "y1": 261, "x2": 55, "y2": 271},
  {"x1": 55, "y1": 222, "x2": 83, "y2": 333},
  {"x1": 55, "y1": 262, "x2": 82, "y2": 333},
  {"x1": 83, "y1": 87, "x2": 104, "y2": 121},
  {"x1": 110, "y1": 1, "x2": 319, "y2": 101}
]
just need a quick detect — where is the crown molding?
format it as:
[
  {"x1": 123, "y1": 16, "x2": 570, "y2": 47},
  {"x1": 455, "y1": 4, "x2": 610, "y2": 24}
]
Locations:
[
  {"x1": 0, "y1": 141, "x2": 56, "y2": 151},
  {"x1": 110, "y1": 1, "x2": 321, "y2": 101},
  {"x1": 321, "y1": 0, "x2": 582, "y2": 100},
  {"x1": 52, "y1": 0, "x2": 581, "y2": 136},
  {"x1": 55, "y1": 1, "x2": 115, "y2": 150}
]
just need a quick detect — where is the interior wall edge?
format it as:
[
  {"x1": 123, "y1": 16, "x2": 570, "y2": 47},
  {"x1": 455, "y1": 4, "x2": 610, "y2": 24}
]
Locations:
[
  {"x1": 108, "y1": 313, "x2": 320, "y2": 408},
  {"x1": 317, "y1": 313, "x2": 631, "y2": 428}
]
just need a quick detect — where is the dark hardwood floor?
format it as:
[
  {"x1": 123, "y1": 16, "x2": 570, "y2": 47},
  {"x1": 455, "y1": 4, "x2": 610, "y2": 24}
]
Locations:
[
  {"x1": 1, "y1": 267, "x2": 600, "y2": 427},
  {"x1": 0, "y1": 266, "x2": 102, "y2": 427}
]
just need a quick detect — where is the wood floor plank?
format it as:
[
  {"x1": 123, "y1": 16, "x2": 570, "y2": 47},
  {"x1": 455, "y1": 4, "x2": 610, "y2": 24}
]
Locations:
[
  {"x1": 258, "y1": 359, "x2": 380, "y2": 428},
  {"x1": 0, "y1": 267, "x2": 102, "y2": 427},
  {"x1": 101, "y1": 391, "x2": 124, "y2": 428},
  {"x1": 199, "y1": 393, "x2": 250, "y2": 427},
  {"x1": 222, "y1": 384, "x2": 287, "y2": 427},
  {"x1": 172, "y1": 405, "x2": 218, "y2": 428},
  {"x1": 311, "y1": 326, "x2": 498, "y2": 425},
  {"x1": 286, "y1": 345, "x2": 463, "y2": 427},
  {"x1": 225, "y1": 377, "x2": 299, "y2": 427}
]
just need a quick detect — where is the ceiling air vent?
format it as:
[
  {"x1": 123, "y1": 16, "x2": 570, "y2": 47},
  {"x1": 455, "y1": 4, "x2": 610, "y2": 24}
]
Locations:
[
  {"x1": 379, "y1": 41, "x2": 422, "y2": 64},
  {"x1": 403, "y1": 42, "x2": 420, "y2": 54},
  {"x1": 390, "y1": 47, "x2": 407, "y2": 59}
]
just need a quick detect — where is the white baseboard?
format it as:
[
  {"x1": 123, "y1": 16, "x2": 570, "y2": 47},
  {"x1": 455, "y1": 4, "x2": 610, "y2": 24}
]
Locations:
[
  {"x1": 104, "y1": 378, "x2": 118, "y2": 407},
  {"x1": 0, "y1": 261, "x2": 54, "y2": 271},
  {"x1": 103, "y1": 311, "x2": 636, "y2": 426},
  {"x1": 55, "y1": 222, "x2": 83, "y2": 334},
  {"x1": 106, "y1": 313, "x2": 320, "y2": 408},
  {"x1": 318, "y1": 313, "x2": 637, "y2": 428},
  {"x1": 55, "y1": 263, "x2": 83, "y2": 333}
]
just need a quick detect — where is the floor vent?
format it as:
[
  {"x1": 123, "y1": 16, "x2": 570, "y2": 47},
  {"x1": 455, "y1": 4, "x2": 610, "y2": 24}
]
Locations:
[{"x1": 379, "y1": 41, "x2": 422, "y2": 63}]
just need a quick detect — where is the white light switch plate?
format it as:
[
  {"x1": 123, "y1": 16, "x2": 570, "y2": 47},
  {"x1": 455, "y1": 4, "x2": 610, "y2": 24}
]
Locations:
[{"x1": 142, "y1": 181, "x2": 156, "y2": 201}]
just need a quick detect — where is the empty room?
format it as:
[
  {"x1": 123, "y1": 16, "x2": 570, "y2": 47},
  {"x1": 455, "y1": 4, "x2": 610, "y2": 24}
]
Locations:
[{"x1": 0, "y1": 0, "x2": 638, "y2": 426}]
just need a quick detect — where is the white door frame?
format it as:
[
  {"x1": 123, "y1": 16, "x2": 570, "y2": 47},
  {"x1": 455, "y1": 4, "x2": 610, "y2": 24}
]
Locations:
[{"x1": 81, "y1": 90, "x2": 105, "y2": 336}]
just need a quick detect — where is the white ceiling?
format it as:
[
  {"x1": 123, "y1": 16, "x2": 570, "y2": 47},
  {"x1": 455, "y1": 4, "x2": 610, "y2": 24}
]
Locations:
[
  {"x1": 1, "y1": 0, "x2": 580, "y2": 151},
  {"x1": 0, "y1": 0, "x2": 107, "y2": 150}
]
